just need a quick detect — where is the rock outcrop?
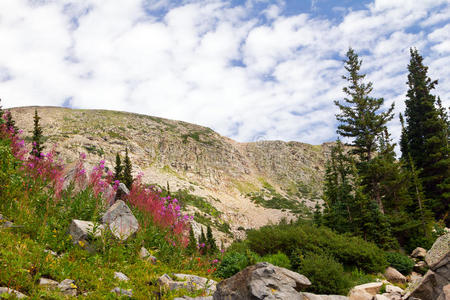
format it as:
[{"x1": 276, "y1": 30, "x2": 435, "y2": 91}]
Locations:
[
  {"x1": 0, "y1": 287, "x2": 27, "y2": 298},
  {"x1": 384, "y1": 267, "x2": 406, "y2": 284},
  {"x1": 158, "y1": 273, "x2": 217, "y2": 294},
  {"x1": 69, "y1": 219, "x2": 104, "y2": 246},
  {"x1": 405, "y1": 233, "x2": 450, "y2": 300},
  {"x1": 213, "y1": 262, "x2": 311, "y2": 300}
]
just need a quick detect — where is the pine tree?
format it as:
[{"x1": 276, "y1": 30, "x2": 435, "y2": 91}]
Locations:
[
  {"x1": 114, "y1": 152, "x2": 123, "y2": 182},
  {"x1": 199, "y1": 227, "x2": 207, "y2": 255},
  {"x1": 123, "y1": 147, "x2": 133, "y2": 189},
  {"x1": 335, "y1": 48, "x2": 395, "y2": 162},
  {"x1": 187, "y1": 225, "x2": 197, "y2": 255},
  {"x1": 206, "y1": 225, "x2": 217, "y2": 253},
  {"x1": 31, "y1": 109, "x2": 44, "y2": 157},
  {"x1": 5, "y1": 111, "x2": 18, "y2": 135},
  {"x1": 0, "y1": 98, "x2": 4, "y2": 125},
  {"x1": 401, "y1": 48, "x2": 450, "y2": 223}
]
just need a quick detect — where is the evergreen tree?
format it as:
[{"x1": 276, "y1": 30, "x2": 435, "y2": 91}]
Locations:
[
  {"x1": 114, "y1": 152, "x2": 123, "y2": 182},
  {"x1": 206, "y1": 225, "x2": 217, "y2": 253},
  {"x1": 335, "y1": 48, "x2": 394, "y2": 213},
  {"x1": 123, "y1": 147, "x2": 133, "y2": 189},
  {"x1": 187, "y1": 225, "x2": 197, "y2": 255},
  {"x1": 31, "y1": 109, "x2": 44, "y2": 158},
  {"x1": 199, "y1": 227, "x2": 207, "y2": 254},
  {"x1": 5, "y1": 111, "x2": 18, "y2": 135},
  {"x1": 0, "y1": 98, "x2": 4, "y2": 125},
  {"x1": 401, "y1": 48, "x2": 450, "y2": 223}
]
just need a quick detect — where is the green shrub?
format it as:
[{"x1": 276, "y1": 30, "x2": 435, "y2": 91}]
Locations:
[
  {"x1": 298, "y1": 252, "x2": 352, "y2": 295},
  {"x1": 260, "y1": 252, "x2": 291, "y2": 269},
  {"x1": 385, "y1": 252, "x2": 415, "y2": 275},
  {"x1": 215, "y1": 251, "x2": 249, "y2": 279}
]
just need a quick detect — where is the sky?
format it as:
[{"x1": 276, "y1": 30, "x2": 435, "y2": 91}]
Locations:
[{"x1": 0, "y1": 0, "x2": 449, "y2": 147}]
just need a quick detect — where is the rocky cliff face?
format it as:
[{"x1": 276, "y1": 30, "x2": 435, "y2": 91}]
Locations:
[{"x1": 10, "y1": 106, "x2": 333, "y2": 244}]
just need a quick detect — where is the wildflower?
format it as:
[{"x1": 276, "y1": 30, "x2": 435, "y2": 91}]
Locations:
[
  {"x1": 70, "y1": 283, "x2": 77, "y2": 289},
  {"x1": 78, "y1": 240, "x2": 85, "y2": 248}
]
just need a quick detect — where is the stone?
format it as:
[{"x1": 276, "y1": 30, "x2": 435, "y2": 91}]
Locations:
[
  {"x1": 381, "y1": 293, "x2": 402, "y2": 300},
  {"x1": 413, "y1": 261, "x2": 428, "y2": 274},
  {"x1": 373, "y1": 295, "x2": 390, "y2": 300},
  {"x1": 411, "y1": 247, "x2": 427, "y2": 259},
  {"x1": 39, "y1": 277, "x2": 59, "y2": 288},
  {"x1": 303, "y1": 292, "x2": 349, "y2": 299},
  {"x1": 385, "y1": 285, "x2": 403, "y2": 294},
  {"x1": 174, "y1": 297, "x2": 213, "y2": 300},
  {"x1": 173, "y1": 273, "x2": 217, "y2": 293},
  {"x1": 114, "y1": 271, "x2": 129, "y2": 282},
  {"x1": 110, "y1": 287, "x2": 133, "y2": 297},
  {"x1": 0, "y1": 214, "x2": 14, "y2": 229},
  {"x1": 425, "y1": 233, "x2": 450, "y2": 269},
  {"x1": 348, "y1": 289, "x2": 373, "y2": 300},
  {"x1": 0, "y1": 287, "x2": 27, "y2": 298},
  {"x1": 101, "y1": 200, "x2": 139, "y2": 240},
  {"x1": 384, "y1": 267, "x2": 406, "y2": 284},
  {"x1": 57, "y1": 279, "x2": 77, "y2": 296},
  {"x1": 69, "y1": 219, "x2": 104, "y2": 244},
  {"x1": 43, "y1": 249, "x2": 58, "y2": 257},
  {"x1": 139, "y1": 247, "x2": 157, "y2": 263},
  {"x1": 213, "y1": 262, "x2": 311, "y2": 300},
  {"x1": 114, "y1": 183, "x2": 130, "y2": 201},
  {"x1": 437, "y1": 284, "x2": 450, "y2": 300},
  {"x1": 349, "y1": 282, "x2": 383, "y2": 296},
  {"x1": 405, "y1": 269, "x2": 448, "y2": 300}
]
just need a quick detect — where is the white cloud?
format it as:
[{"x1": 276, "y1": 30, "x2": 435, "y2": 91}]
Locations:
[{"x1": 0, "y1": 0, "x2": 449, "y2": 150}]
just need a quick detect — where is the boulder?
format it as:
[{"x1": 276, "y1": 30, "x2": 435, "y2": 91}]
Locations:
[
  {"x1": 373, "y1": 295, "x2": 390, "y2": 300},
  {"x1": 349, "y1": 282, "x2": 383, "y2": 296},
  {"x1": 0, "y1": 287, "x2": 27, "y2": 298},
  {"x1": 69, "y1": 219, "x2": 103, "y2": 244},
  {"x1": 110, "y1": 287, "x2": 133, "y2": 297},
  {"x1": 348, "y1": 289, "x2": 373, "y2": 300},
  {"x1": 158, "y1": 273, "x2": 216, "y2": 294},
  {"x1": 174, "y1": 297, "x2": 213, "y2": 300},
  {"x1": 114, "y1": 271, "x2": 129, "y2": 282},
  {"x1": 385, "y1": 285, "x2": 403, "y2": 294},
  {"x1": 425, "y1": 233, "x2": 449, "y2": 269},
  {"x1": 413, "y1": 261, "x2": 428, "y2": 274},
  {"x1": 405, "y1": 269, "x2": 448, "y2": 300},
  {"x1": 303, "y1": 292, "x2": 349, "y2": 299},
  {"x1": 437, "y1": 284, "x2": 450, "y2": 300},
  {"x1": 0, "y1": 214, "x2": 14, "y2": 229},
  {"x1": 384, "y1": 267, "x2": 406, "y2": 284},
  {"x1": 58, "y1": 279, "x2": 77, "y2": 296},
  {"x1": 114, "y1": 183, "x2": 130, "y2": 201},
  {"x1": 411, "y1": 247, "x2": 427, "y2": 259},
  {"x1": 39, "y1": 278, "x2": 59, "y2": 288},
  {"x1": 101, "y1": 200, "x2": 139, "y2": 240},
  {"x1": 213, "y1": 262, "x2": 311, "y2": 300}
]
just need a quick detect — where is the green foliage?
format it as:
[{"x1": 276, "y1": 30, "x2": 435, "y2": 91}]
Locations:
[
  {"x1": 215, "y1": 251, "x2": 249, "y2": 279},
  {"x1": 260, "y1": 252, "x2": 291, "y2": 269},
  {"x1": 187, "y1": 225, "x2": 197, "y2": 255},
  {"x1": 298, "y1": 252, "x2": 352, "y2": 295},
  {"x1": 83, "y1": 144, "x2": 104, "y2": 156},
  {"x1": 385, "y1": 252, "x2": 415, "y2": 275},
  {"x1": 31, "y1": 109, "x2": 44, "y2": 157},
  {"x1": 123, "y1": 147, "x2": 133, "y2": 189},
  {"x1": 206, "y1": 225, "x2": 217, "y2": 253},
  {"x1": 5, "y1": 110, "x2": 19, "y2": 135},
  {"x1": 114, "y1": 152, "x2": 123, "y2": 182},
  {"x1": 245, "y1": 222, "x2": 387, "y2": 273},
  {"x1": 401, "y1": 48, "x2": 450, "y2": 223}
]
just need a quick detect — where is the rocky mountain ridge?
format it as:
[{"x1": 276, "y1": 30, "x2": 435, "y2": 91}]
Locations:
[{"x1": 10, "y1": 106, "x2": 333, "y2": 243}]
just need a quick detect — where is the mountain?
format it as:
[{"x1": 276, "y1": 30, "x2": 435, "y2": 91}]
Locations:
[{"x1": 10, "y1": 106, "x2": 333, "y2": 244}]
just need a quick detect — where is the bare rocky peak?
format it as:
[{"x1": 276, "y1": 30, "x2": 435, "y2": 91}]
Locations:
[{"x1": 10, "y1": 106, "x2": 333, "y2": 244}]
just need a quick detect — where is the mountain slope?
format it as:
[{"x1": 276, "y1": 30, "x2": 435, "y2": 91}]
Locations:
[{"x1": 10, "y1": 106, "x2": 333, "y2": 244}]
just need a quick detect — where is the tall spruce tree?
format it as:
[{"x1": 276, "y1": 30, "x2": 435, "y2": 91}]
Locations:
[
  {"x1": 114, "y1": 152, "x2": 123, "y2": 182},
  {"x1": 401, "y1": 48, "x2": 450, "y2": 223},
  {"x1": 335, "y1": 48, "x2": 394, "y2": 213},
  {"x1": 31, "y1": 109, "x2": 44, "y2": 157},
  {"x1": 206, "y1": 225, "x2": 217, "y2": 253},
  {"x1": 123, "y1": 147, "x2": 133, "y2": 189},
  {"x1": 187, "y1": 225, "x2": 197, "y2": 255},
  {"x1": 5, "y1": 111, "x2": 18, "y2": 135}
]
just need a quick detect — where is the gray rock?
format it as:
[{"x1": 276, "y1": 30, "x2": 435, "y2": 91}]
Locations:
[
  {"x1": 0, "y1": 214, "x2": 14, "y2": 229},
  {"x1": 58, "y1": 279, "x2": 77, "y2": 296},
  {"x1": 436, "y1": 284, "x2": 450, "y2": 300},
  {"x1": 348, "y1": 289, "x2": 372, "y2": 300},
  {"x1": 39, "y1": 277, "x2": 59, "y2": 288},
  {"x1": 114, "y1": 271, "x2": 129, "y2": 282},
  {"x1": 110, "y1": 287, "x2": 133, "y2": 297},
  {"x1": 101, "y1": 200, "x2": 139, "y2": 240},
  {"x1": 69, "y1": 219, "x2": 104, "y2": 245},
  {"x1": 425, "y1": 233, "x2": 449, "y2": 269},
  {"x1": 406, "y1": 269, "x2": 448, "y2": 300},
  {"x1": 213, "y1": 262, "x2": 311, "y2": 300},
  {"x1": 139, "y1": 247, "x2": 157, "y2": 263},
  {"x1": 303, "y1": 292, "x2": 349, "y2": 299},
  {"x1": 373, "y1": 295, "x2": 390, "y2": 300},
  {"x1": 114, "y1": 183, "x2": 130, "y2": 201},
  {"x1": 43, "y1": 249, "x2": 58, "y2": 257},
  {"x1": 385, "y1": 285, "x2": 403, "y2": 294},
  {"x1": 411, "y1": 247, "x2": 427, "y2": 259},
  {"x1": 384, "y1": 267, "x2": 406, "y2": 284},
  {"x1": 0, "y1": 287, "x2": 27, "y2": 298},
  {"x1": 158, "y1": 273, "x2": 216, "y2": 294}
]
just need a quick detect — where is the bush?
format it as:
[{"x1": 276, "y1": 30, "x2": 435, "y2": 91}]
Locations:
[
  {"x1": 298, "y1": 252, "x2": 352, "y2": 295},
  {"x1": 215, "y1": 251, "x2": 249, "y2": 279},
  {"x1": 385, "y1": 252, "x2": 414, "y2": 275},
  {"x1": 260, "y1": 252, "x2": 291, "y2": 269}
]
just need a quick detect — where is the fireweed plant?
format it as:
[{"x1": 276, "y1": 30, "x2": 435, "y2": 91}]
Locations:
[{"x1": 0, "y1": 116, "x2": 222, "y2": 289}]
